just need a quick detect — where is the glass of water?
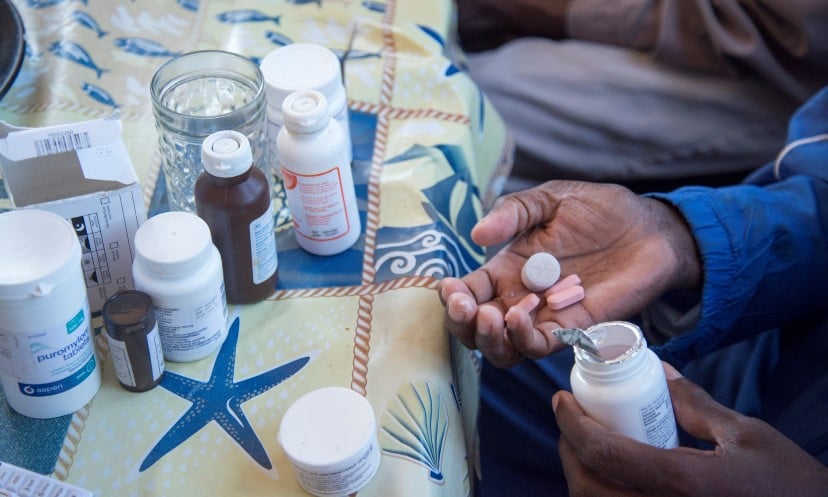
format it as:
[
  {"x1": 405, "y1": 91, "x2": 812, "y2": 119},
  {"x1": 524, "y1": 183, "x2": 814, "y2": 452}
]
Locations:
[{"x1": 150, "y1": 50, "x2": 275, "y2": 214}]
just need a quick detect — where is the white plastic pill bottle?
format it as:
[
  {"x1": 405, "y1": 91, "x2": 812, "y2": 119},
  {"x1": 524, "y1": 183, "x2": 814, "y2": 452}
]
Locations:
[
  {"x1": 132, "y1": 211, "x2": 228, "y2": 362},
  {"x1": 0, "y1": 209, "x2": 101, "y2": 419},
  {"x1": 569, "y1": 321, "x2": 679, "y2": 448},
  {"x1": 279, "y1": 387, "x2": 381, "y2": 497},
  {"x1": 260, "y1": 43, "x2": 352, "y2": 169},
  {"x1": 277, "y1": 90, "x2": 361, "y2": 255}
]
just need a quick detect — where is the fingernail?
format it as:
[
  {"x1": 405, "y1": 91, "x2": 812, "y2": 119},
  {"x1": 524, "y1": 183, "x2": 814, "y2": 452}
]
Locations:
[
  {"x1": 448, "y1": 296, "x2": 472, "y2": 317},
  {"x1": 662, "y1": 362, "x2": 683, "y2": 380},
  {"x1": 551, "y1": 393, "x2": 560, "y2": 412}
]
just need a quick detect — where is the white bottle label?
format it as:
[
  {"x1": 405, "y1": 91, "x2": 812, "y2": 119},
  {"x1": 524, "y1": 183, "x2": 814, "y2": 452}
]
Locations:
[
  {"x1": 147, "y1": 324, "x2": 165, "y2": 380},
  {"x1": 640, "y1": 388, "x2": 679, "y2": 448},
  {"x1": 153, "y1": 283, "x2": 228, "y2": 357},
  {"x1": 106, "y1": 335, "x2": 135, "y2": 387},
  {"x1": 104, "y1": 323, "x2": 165, "y2": 387},
  {"x1": 0, "y1": 307, "x2": 96, "y2": 397},
  {"x1": 281, "y1": 165, "x2": 354, "y2": 242},
  {"x1": 249, "y1": 203, "x2": 278, "y2": 284}
]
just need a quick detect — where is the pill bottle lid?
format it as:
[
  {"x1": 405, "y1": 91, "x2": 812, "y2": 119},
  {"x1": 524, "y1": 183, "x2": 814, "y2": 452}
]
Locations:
[
  {"x1": 574, "y1": 321, "x2": 647, "y2": 379},
  {"x1": 279, "y1": 386, "x2": 376, "y2": 469},
  {"x1": 282, "y1": 90, "x2": 329, "y2": 134},
  {"x1": 0, "y1": 209, "x2": 81, "y2": 300},
  {"x1": 134, "y1": 212, "x2": 214, "y2": 277},
  {"x1": 102, "y1": 290, "x2": 156, "y2": 335},
  {"x1": 260, "y1": 43, "x2": 344, "y2": 109},
  {"x1": 201, "y1": 130, "x2": 253, "y2": 178}
]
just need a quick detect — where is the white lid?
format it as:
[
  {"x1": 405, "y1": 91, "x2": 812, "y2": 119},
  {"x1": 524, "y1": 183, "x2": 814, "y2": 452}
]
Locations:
[
  {"x1": 282, "y1": 90, "x2": 330, "y2": 134},
  {"x1": 134, "y1": 212, "x2": 214, "y2": 277},
  {"x1": 279, "y1": 386, "x2": 376, "y2": 469},
  {"x1": 201, "y1": 130, "x2": 253, "y2": 178},
  {"x1": 0, "y1": 209, "x2": 81, "y2": 299},
  {"x1": 260, "y1": 43, "x2": 345, "y2": 108}
]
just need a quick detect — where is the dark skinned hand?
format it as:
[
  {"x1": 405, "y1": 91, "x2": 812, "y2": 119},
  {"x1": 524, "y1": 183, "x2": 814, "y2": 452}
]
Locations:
[
  {"x1": 437, "y1": 181, "x2": 700, "y2": 368},
  {"x1": 552, "y1": 363, "x2": 828, "y2": 497}
]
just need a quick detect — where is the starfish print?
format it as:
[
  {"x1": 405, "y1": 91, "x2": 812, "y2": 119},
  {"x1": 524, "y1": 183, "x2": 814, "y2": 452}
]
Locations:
[{"x1": 140, "y1": 316, "x2": 311, "y2": 471}]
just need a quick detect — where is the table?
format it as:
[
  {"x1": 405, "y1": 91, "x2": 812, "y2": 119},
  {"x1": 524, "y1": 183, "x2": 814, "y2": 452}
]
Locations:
[{"x1": 0, "y1": 1, "x2": 512, "y2": 495}]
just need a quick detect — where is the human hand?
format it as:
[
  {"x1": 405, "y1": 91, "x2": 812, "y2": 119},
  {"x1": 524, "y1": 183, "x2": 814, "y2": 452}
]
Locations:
[
  {"x1": 438, "y1": 181, "x2": 700, "y2": 367},
  {"x1": 552, "y1": 363, "x2": 828, "y2": 497}
]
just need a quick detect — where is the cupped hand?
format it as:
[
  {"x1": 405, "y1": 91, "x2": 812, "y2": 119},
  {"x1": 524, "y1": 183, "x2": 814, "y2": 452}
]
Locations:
[
  {"x1": 438, "y1": 181, "x2": 700, "y2": 367},
  {"x1": 552, "y1": 363, "x2": 828, "y2": 497}
]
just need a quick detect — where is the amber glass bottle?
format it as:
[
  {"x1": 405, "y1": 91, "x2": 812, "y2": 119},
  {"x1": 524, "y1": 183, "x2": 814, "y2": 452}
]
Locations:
[{"x1": 195, "y1": 130, "x2": 278, "y2": 304}]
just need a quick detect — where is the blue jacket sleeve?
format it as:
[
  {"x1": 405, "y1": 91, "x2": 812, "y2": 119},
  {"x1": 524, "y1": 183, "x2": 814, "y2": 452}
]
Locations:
[{"x1": 649, "y1": 87, "x2": 828, "y2": 366}]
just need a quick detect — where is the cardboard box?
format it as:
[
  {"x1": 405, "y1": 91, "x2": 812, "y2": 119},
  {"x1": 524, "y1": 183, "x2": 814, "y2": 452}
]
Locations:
[{"x1": 0, "y1": 114, "x2": 147, "y2": 314}]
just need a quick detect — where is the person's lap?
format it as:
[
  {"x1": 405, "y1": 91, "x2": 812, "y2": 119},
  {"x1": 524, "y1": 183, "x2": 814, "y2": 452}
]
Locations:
[{"x1": 466, "y1": 38, "x2": 799, "y2": 192}]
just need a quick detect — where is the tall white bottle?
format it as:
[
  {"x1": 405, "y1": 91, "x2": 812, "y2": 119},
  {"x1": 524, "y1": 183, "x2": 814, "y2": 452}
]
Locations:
[{"x1": 277, "y1": 90, "x2": 361, "y2": 256}]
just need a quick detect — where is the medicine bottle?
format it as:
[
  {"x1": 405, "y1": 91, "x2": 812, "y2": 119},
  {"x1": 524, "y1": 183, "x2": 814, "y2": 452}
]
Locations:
[
  {"x1": 277, "y1": 90, "x2": 361, "y2": 256},
  {"x1": 132, "y1": 211, "x2": 228, "y2": 363},
  {"x1": 279, "y1": 387, "x2": 381, "y2": 497},
  {"x1": 196, "y1": 130, "x2": 279, "y2": 304},
  {"x1": 569, "y1": 321, "x2": 679, "y2": 448},
  {"x1": 260, "y1": 43, "x2": 352, "y2": 168},
  {"x1": 0, "y1": 209, "x2": 101, "y2": 419},
  {"x1": 102, "y1": 290, "x2": 165, "y2": 392}
]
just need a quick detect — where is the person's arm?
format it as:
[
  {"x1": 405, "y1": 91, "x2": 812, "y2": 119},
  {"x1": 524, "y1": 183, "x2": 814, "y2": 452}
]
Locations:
[
  {"x1": 458, "y1": 0, "x2": 828, "y2": 101},
  {"x1": 649, "y1": 87, "x2": 828, "y2": 366}
]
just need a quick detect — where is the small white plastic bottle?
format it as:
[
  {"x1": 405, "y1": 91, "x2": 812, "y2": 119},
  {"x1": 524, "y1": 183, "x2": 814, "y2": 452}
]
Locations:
[
  {"x1": 277, "y1": 90, "x2": 361, "y2": 256},
  {"x1": 132, "y1": 211, "x2": 229, "y2": 362},
  {"x1": 260, "y1": 43, "x2": 352, "y2": 168},
  {"x1": 569, "y1": 321, "x2": 679, "y2": 448}
]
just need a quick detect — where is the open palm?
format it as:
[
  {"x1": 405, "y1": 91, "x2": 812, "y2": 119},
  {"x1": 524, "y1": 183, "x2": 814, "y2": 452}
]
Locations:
[{"x1": 439, "y1": 181, "x2": 700, "y2": 367}]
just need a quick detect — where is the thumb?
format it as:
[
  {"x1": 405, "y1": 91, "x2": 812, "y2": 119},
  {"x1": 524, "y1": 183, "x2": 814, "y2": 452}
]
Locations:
[
  {"x1": 472, "y1": 185, "x2": 565, "y2": 247},
  {"x1": 471, "y1": 198, "x2": 523, "y2": 247},
  {"x1": 663, "y1": 362, "x2": 743, "y2": 443}
]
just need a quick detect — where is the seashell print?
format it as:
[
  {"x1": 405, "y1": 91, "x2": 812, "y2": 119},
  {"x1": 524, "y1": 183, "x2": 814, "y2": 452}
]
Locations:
[{"x1": 380, "y1": 381, "x2": 448, "y2": 483}]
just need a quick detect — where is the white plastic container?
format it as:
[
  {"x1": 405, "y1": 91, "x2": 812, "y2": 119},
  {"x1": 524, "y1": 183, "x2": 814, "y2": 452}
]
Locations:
[
  {"x1": 277, "y1": 90, "x2": 361, "y2": 255},
  {"x1": 570, "y1": 321, "x2": 679, "y2": 448},
  {"x1": 279, "y1": 387, "x2": 381, "y2": 497},
  {"x1": 132, "y1": 211, "x2": 228, "y2": 362},
  {"x1": 260, "y1": 43, "x2": 352, "y2": 169},
  {"x1": 0, "y1": 209, "x2": 101, "y2": 419}
]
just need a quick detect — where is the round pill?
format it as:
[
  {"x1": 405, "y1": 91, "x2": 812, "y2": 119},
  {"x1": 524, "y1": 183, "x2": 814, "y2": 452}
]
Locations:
[{"x1": 521, "y1": 252, "x2": 561, "y2": 292}]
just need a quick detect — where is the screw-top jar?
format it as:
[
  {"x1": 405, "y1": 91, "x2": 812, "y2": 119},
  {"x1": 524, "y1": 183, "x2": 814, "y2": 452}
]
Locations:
[
  {"x1": 279, "y1": 387, "x2": 381, "y2": 497},
  {"x1": 196, "y1": 130, "x2": 279, "y2": 304},
  {"x1": 569, "y1": 321, "x2": 679, "y2": 448},
  {"x1": 0, "y1": 209, "x2": 101, "y2": 419},
  {"x1": 277, "y1": 90, "x2": 361, "y2": 256},
  {"x1": 132, "y1": 212, "x2": 228, "y2": 362},
  {"x1": 102, "y1": 290, "x2": 165, "y2": 392}
]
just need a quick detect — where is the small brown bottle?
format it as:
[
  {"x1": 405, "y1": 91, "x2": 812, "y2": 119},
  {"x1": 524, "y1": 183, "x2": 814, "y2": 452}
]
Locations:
[
  {"x1": 195, "y1": 130, "x2": 278, "y2": 304},
  {"x1": 102, "y1": 290, "x2": 165, "y2": 392}
]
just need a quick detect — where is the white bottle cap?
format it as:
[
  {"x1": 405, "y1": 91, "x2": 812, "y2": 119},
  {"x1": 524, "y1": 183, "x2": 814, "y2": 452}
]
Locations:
[
  {"x1": 134, "y1": 212, "x2": 214, "y2": 277},
  {"x1": 282, "y1": 90, "x2": 330, "y2": 134},
  {"x1": 201, "y1": 130, "x2": 253, "y2": 178},
  {"x1": 260, "y1": 43, "x2": 344, "y2": 111},
  {"x1": 0, "y1": 209, "x2": 81, "y2": 299}
]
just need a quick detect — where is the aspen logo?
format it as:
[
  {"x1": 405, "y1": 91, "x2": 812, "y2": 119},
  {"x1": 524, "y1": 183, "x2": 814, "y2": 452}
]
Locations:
[{"x1": 282, "y1": 168, "x2": 298, "y2": 189}]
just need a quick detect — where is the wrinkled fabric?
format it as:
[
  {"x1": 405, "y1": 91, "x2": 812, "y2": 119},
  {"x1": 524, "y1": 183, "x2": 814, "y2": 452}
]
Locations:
[{"x1": 651, "y1": 86, "x2": 828, "y2": 365}]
